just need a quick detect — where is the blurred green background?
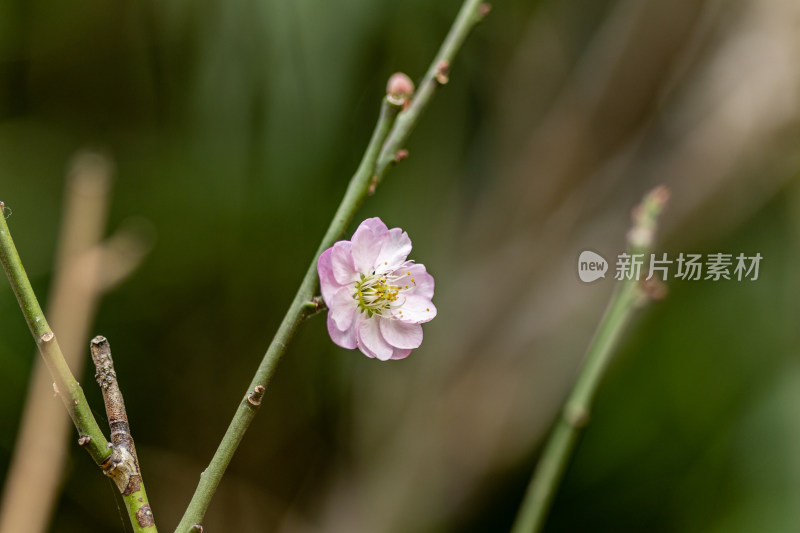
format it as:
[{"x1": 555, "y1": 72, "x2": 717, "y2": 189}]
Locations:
[{"x1": 1, "y1": 0, "x2": 800, "y2": 531}]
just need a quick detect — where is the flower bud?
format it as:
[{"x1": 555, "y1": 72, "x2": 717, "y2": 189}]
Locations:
[{"x1": 386, "y1": 72, "x2": 415, "y2": 107}]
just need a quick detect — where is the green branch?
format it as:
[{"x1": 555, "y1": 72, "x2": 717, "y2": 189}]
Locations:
[
  {"x1": 375, "y1": 0, "x2": 490, "y2": 182},
  {"x1": 173, "y1": 96, "x2": 402, "y2": 533},
  {"x1": 0, "y1": 203, "x2": 111, "y2": 467},
  {"x1": 173, "y1": 3, "x2": 489, "y2": 530},
  {"x1": 510, "y1": 186, "x2": 670, "y2": 533}
]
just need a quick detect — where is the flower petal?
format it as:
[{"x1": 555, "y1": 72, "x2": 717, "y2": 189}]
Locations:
[
  {"x1": 351, "y1": 222, "x2": 384, "y2": 273},
  {"x1": 318, "y1": 248, "x2": 343, "y2": 304},
  {"x1": 379, "y1": 318, "x2": 423, "y2": 349},
  {"x1": 327, "y1": 313, "x2": 357, "y2": 349},
  {"x1": 357, "y1": 217, "x2": 388, "y2": 235},
  {"x1": 394, "y1": 294, "x2": 437, "y2": 324},
  {"x1": 356, "y1": 315, "x2": 394, "y2": 361},
  {"x1": 376, "y1": 228, "x2": 412, "y2": 270},
  {"x1": 391, "y1": 348, "x2": 412, "y2": 360},
  {"x1": 394, "y1": 263, "x2": 434, "y2": 299},
  {"x1": 329, "y1": 286, "x2": 357, "y2": 330},
  {"x1": 331, "y1": 241, "x2": 358, "y2": 285}
]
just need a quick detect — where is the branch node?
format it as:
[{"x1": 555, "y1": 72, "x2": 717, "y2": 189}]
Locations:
[
  {"x1": 385, "y1": 92, "x2": 407, "y2": 111},
  {"x1": 564, "y1": 402, "x2": 589, "y2": 428},
  {"x1": 39, "y1": 331, "x2": 54, "y2": 344},
  {"x1": 641, "y1": 277, "x2": 668, "y2": 301},
  {"x1": 435, "y1": 60, "x2": 450, "y2": 85},
  {"x1": 302, "y1": 297, "x2": 327, "y2": 318},
  {"x1": 385, "y1": 94, "x2": 404, "y2": 107},
  {"x1": 100, "y1": 445, "x2": 138, "y2": 493},
  {"x1": 479, "y1": 3, "x2": 492, "y2": 19},
  {"x1": 247, "y1": 385, "x2": 266, "y2": 407},
  {"x1": 78, "y1": 435, "x2": 92, "y2": 447},
  {"x1": 191, "y1": 525, "x2": 204, "y2": 532},
  {"x1": 310, "y1": 295, "x2": 326, "y2": 313},
  {"x1": 394, "y1": 149, "x2": 409, "y2": 164},
  {"x1": 368, "y1": 175, "x2": 379, "y2": 195}
]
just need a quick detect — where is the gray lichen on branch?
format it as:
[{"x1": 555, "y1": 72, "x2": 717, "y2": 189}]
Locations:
[{"x1": 90, "y1": 336, "x2": 139, "y2": 491}]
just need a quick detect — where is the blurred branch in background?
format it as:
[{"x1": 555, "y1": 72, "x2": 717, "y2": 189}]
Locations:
[
  {"x1": 0, "y1": 152, "x2": 152, "y2": 533},
  {"x1": 511, "y1": 186, "x2": 669, "y2": 533}
]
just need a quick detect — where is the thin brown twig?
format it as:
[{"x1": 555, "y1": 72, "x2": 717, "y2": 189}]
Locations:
[{"x1": 90, "y1": 336, "x2": 157, "y2": 532}]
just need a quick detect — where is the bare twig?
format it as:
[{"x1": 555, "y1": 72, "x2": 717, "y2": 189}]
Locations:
[{"x1": 90, "y1": 336, "x2": 157, "y2": 532}]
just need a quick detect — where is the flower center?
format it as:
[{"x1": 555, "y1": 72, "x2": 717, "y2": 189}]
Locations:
[{"x1": 353, "y1": 268, "x2": 415, "y2": 318}]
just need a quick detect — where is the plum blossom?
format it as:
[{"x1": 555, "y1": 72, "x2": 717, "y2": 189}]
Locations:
[{"x1": 317, "y1": 218, "x2": 436, "y2": 360}]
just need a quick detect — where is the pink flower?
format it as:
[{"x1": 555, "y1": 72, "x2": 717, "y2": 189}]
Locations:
[{"x1": 317, "y1": 217, "x2": 436, "y2": 360}]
